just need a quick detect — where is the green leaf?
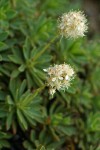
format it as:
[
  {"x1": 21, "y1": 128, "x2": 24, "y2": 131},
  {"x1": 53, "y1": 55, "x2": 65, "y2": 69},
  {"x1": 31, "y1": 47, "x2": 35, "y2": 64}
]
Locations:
[
  {"x1": 0, "y1": 31, "x2": 8, "y2": 41},
  {"x1": 20, "y1": 90, "x2": 39, "y2": 106},
  {"x1": 0, "y1": 131, "x2": 12, "y2": 139},
  {"x1": 57, "y1": 126, "x2": 76, "y2": 136},
  {"x1": 0, "y1": 110, "x2": 7, "y2": 118},
  {"x1": 17, "y1": 109, "x2": 28, "y2": 130},
  {"x1": 9, "y1": 48, "x2": 24, "y2": 64},
  {"x1": 23, "y1": 109, "x2": 43, "y2": 123},
  {"x1": 11, "y1": 69, "x2": 20, "y2": 78},
  {"x1": 23, "y1": 37, "x2": 30, "y2": 60},
  {"x1": 23, "y1": 140, "x2": 34, "y2": 150},
  {"x1": 0, "y1": 91, "x2": 7, "y2": 100},
  {"x1": 9, "y1": 79, "x2": 18, "y2": 99},
  {"x1": 0, "y1": 41, "x2": 8, "y2": 51},
  {"x1": 0, "y1": 140, "x2": 10, "y2": 149},
  {"x1": 40, "y1": 146, "x2": 46, "y2": 150},
  {"x1": 22, "y1": 110, "x2": 36, "y2": 126},
  {"x1": 18, "y1": 64, "x2": 26, "y2": 72},
  {"x1": 87, "y1": 112, "x2": 100, "y2": 132},
  {"x1": 19, "y1": 80, "x2": 27, "y2": 97},
  {"x1": 6, "y1": 9, "x2": 17, "y2": 19},
  {"x1": 6, "y1": 109, "x2": 14, "y2": 130},
  {"x1": 26, "y1": 71, "x2": 33, "y2": 88}
]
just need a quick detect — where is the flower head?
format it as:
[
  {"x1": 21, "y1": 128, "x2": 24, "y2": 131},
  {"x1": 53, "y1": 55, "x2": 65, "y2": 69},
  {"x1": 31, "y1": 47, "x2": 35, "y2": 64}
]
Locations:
[
  {"x1": 58, "y1": 11, "x2": 88, "y2": 39},
  {"x1": 43, "y1": 63, "x2": 75, "y2": 96}
]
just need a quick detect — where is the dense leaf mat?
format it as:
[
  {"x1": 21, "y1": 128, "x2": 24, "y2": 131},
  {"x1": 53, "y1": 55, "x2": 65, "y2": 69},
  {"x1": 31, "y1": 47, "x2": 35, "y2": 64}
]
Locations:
[{"x1": 0, "y1": 0, "x2": 100, "y2": 149}]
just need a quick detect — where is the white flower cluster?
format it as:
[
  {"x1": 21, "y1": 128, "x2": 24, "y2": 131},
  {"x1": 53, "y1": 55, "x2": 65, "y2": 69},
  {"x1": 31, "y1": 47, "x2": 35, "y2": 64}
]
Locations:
[
  {"x1": 58, "y1": 11, "x2": 88, "y2": 39},
  {"x1": 43, "y1": 64, "x2": 74, "y2": 96}
]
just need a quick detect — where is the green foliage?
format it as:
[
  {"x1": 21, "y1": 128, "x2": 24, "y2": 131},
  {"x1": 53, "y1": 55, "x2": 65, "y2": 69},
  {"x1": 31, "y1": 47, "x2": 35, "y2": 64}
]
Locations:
[
  {"x1": 0, "y1": 131, "x2": 11, "y2": 149},
  {"x1": 5, "y1": 79, "x2": 43, "y2": 131},
  {"x1": 0, "y1": 0, "x2": 100, "y2": 150}
]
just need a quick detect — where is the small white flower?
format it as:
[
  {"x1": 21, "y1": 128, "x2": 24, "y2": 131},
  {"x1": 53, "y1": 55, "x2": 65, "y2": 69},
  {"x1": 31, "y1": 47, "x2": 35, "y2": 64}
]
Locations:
[
  {"x1": 59, "y1": 77, "x2": 63, "y2": 80},
  {"x1": 65, "y1": 75, "x2": 69, "y2": 80},
  {"x1": 52, "y1": 78, "x2": 56, "y2": 82},
  {"x1": 58, "y1": 11, "x2": 88, "y2": 39},
  {"x1": 43, "y1": 63, "x2": 75, "y2": 96},
  {"x1": 49, "y1": 88, "x2": 56, "y2": 96},
  {"x1": 43, "y1": 69, "x2": 47, "y2": 72}
]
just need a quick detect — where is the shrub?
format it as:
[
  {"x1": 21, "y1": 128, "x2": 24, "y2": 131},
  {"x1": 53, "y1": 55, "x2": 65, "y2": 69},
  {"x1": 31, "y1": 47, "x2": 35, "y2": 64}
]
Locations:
[{"x1": 0, "y1": 0, "x2": 100, "y2": 149}]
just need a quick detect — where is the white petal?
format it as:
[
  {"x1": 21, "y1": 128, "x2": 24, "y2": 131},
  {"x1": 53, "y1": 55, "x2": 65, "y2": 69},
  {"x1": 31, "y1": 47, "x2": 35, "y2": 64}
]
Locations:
[
  {"x1": 50, "y1": 89, "x2": 55, "y2": 95},
  {"x1": 59, "y1": 77, "x2": 63, "y2": 80},
  {"x1": 65, "y1": 75, "x2": 69, "y2": 80},
  {"x1": 43, "y1": 69, "x2": 47, "y2": 72},
  {"x1": 52, "y1": 78, "x2": 56, "y2": 82}
]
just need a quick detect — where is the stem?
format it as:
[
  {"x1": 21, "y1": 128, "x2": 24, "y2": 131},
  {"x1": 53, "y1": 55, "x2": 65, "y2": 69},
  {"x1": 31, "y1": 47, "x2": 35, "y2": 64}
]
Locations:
[
  {"x1": 33, "y1": 35, "x2": 58, "y2": 61},
  {"x1": 35, "y1": 84, "x2": 46, "y2": 93},
  {"x1": 11, "y1": 0, "x2": 16, "y2": 8}
]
